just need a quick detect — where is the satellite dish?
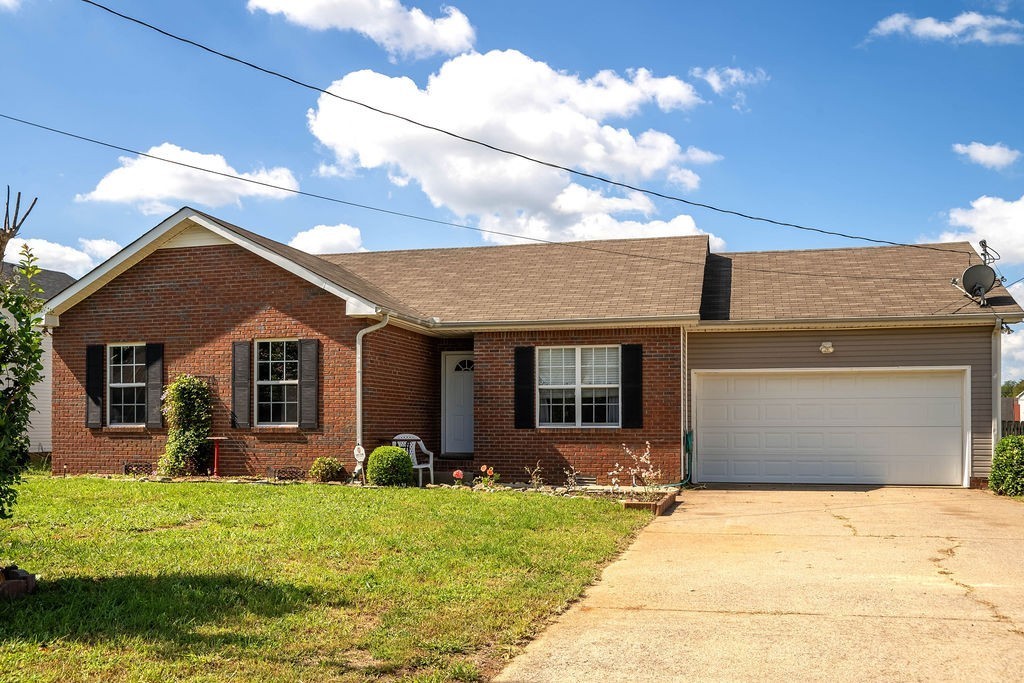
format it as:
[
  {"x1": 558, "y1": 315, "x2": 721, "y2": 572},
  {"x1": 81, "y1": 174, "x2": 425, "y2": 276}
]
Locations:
[{"x1": 961, "y1": 264, "x2": 997, "y2": 297}]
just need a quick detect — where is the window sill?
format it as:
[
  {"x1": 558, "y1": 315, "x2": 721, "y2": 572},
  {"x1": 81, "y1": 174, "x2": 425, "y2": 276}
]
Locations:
[
  {"x1": 537, "y1": 425, "x2": 621, "y2": 430},
  {"x1": 101, "y1": 425, "x2": 151, "y2": 436},
  {"x1": 251, "y1": 425, "x2": 301, "y2": 431}
]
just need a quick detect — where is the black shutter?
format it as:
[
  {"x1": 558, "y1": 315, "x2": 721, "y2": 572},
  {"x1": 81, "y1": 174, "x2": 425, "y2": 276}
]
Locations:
[
  {"x1": 513, "y1": 346, "x2": 535, "y2": 429},
  {"x1": 232, "y1": 341, "x2": 251, "y2": 428},
  {"x1": 298, "y1": 338, "x2": 319, "y2": 429},
  {"x1": 621, "y1": 344, "x2": 643, "y2": 428},
  {"x1": 145, "y1": 343, "x2": 164, "y2": 429},
  {"x1": 85, "y1": 345, "x2": 104, "y2": 428}
]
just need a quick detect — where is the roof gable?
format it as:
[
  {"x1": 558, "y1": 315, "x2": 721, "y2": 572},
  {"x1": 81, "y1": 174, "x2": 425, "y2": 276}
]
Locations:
[{"x1": 44, "y1": 208, "x2": 413, "y2": 325}]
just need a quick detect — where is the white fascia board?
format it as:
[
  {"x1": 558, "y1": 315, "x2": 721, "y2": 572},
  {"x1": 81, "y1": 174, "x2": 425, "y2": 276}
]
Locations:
[{"x1": 44, "y1": 209, "x2": 380, "y2": 323}]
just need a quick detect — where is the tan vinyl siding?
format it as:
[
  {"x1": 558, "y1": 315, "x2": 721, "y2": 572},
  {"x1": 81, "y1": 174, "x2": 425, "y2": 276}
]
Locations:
[
  {"x1": 26, "y1": 334, "x2": 53, "y2": 453},
  {"x1": 688, "y1": 326, "x2": 996, "y2": 478}
]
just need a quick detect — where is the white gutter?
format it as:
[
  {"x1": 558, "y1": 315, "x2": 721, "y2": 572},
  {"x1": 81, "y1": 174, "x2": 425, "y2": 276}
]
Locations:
[{"x1": 355, "y1": 313, "x2": 390, "y2": 463}]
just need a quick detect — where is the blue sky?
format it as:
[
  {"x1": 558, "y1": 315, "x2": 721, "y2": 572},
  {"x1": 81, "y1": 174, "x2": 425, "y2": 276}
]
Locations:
[{"x1": 2, "y1": 0, "x2": 1023, "y2": 373}]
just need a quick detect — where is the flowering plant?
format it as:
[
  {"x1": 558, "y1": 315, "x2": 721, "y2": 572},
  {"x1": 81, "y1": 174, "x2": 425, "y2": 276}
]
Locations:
[
  {"x1": 473, "y1": 464, "x2": 501, "y2": 490},
  {"x1": 452, "y1": 469, "x2": 464, "y2": 485},
  {"x1": 608, "y1": 441, "x2": 662, "y2": 495}
]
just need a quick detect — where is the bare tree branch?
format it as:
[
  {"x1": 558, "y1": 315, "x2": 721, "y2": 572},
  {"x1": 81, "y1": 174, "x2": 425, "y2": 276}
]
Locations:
[{"x1": 1, "y1": 186, "x2": 38, "y2": 263}]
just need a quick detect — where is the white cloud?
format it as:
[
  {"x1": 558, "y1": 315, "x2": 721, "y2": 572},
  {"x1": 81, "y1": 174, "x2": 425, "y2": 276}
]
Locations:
[
  {"x1": 6, "y1": 237, "x2": 122, "y2": 277},
  {"x1": 315, "y1": 161, "x2": 355, "y2": 179},
  {"x1": 666, "y1": 167, "x2": 701, "y2": 191},
  {"x1": 308, "y1": 49, "x2": 717, "y2": 245},
  {"x1": 77, "y1": 143, "x2": 298, "y2": 214},
  {"x1": 937, "y1": 193, "x2": 1024, "y2": 264},
  {"x1": 689, "y1": 66, "x2": 769, "y2": 111},
  {"x1": 248, "y1": 0, "x2": 475, "y2": 60},
  {"x1": 288, "y1": 223, "x2": 365, "y2": 253},
  {"x1": 0, "y1": 0, "x2": 21, "y2": 11},
  {"x1": 680, "y1": 146, "x2": 724, "y2": 165},
  {"x1": 868, "y1": 11, "x2": 1024, "y2": 45},
  {"x1": 952, "y1": 141, "x2": 1021, "y2": 169},
  {"x1": 78, "y1": 238, "x2": 121, "y2": 261}
]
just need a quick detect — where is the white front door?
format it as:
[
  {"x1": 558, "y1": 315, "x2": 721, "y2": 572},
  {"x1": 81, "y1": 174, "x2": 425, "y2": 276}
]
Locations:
[{"x1": 443, "y1": 353, "x2": 474, "y2": 454}]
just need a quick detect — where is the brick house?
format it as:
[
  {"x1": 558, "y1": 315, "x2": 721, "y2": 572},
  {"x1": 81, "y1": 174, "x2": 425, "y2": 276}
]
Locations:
[{"x1": 45, "y1": 208, "x2": 1023, "y2": 486}]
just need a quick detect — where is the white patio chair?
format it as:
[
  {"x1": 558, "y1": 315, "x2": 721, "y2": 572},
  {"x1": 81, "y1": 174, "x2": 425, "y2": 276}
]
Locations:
[{"x1": 391, "y1": 433, "x2": 434, "y2": 486}]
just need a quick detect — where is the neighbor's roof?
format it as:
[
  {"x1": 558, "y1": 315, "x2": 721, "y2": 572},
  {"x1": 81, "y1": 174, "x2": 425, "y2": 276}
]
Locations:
[
  {"x1": 1, "y1": 261, "x2": 76, "y2": 300},
  {"x1": 699, "y1": 242, "x2": 1023, "y2": 323},
  {"x1": 322, "y1": 234, "x2": 711, "y2": 324}
]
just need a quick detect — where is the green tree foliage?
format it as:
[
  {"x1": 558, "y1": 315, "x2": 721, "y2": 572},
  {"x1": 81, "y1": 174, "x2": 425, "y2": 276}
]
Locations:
[
  {"x1": 0, "y1": 246, "x2": 45, "y2": 518},
  {"x1": 158, "y1": 375, "x2": 213, "y2": 476},
  {"x1": 1001, "y1": 379, "x2": 1024, "y2": 398}
]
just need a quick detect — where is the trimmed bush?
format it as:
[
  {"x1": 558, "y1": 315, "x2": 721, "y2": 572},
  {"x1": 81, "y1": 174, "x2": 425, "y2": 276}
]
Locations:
[
  {"x1": 990, "y1": 435, "x2": 1024, "y2": 496},
  {"x1": 309, "y1": 457, "x2": 344, "y2": 483},
  {"x1": 366, "y1": 446, "x2": 414, "y2": 487}
]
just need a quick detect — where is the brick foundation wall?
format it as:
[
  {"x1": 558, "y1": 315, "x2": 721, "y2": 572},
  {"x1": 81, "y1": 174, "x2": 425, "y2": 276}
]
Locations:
[
  {"x1": 52, "y1": 244, "x2": 433, "y2": 477},
  {"x1": 473, "y1": 327, "x2": 682, "y2": 485}
]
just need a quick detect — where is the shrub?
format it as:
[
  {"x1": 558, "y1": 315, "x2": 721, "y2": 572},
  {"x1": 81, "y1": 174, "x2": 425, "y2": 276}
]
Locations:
[
  {"x1": 158, "y1": 374, "x2": 212, "y2": 476},
  {"x1": 366, "y1": 446, "x2": 414, "y2": 486},
  {"x1": 309, "y1": 456, "x2": 344, "y2": 483},
  {"x1": 0, "y1": 244, "x2": 45, "y2": 519},
  {"x1": 990, "y1": 435, "x2": 1024, "y2": 496}
]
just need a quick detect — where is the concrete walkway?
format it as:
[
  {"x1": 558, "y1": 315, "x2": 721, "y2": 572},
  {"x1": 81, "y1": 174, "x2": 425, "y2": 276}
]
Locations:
[{"x1": 495, "y1": 487, "x2": 1024, "y2": 682}]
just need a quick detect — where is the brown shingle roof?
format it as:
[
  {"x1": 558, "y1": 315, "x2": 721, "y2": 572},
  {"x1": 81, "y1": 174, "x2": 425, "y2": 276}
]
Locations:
[
  {"x1": 321, "y1": 234, "x2": 711, "y2": 323},
  {"x1": 193, "y1": 208, "x2": 1023, "y2": 326},
  {"x1": 700, "y1": 242, "x2": 1023, "y2": 322}
]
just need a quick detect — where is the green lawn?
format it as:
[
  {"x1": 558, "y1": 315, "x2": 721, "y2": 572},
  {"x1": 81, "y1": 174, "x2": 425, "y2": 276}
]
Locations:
[{"x1": 0, "y1": 475, "x2": 648, "y2": 682}]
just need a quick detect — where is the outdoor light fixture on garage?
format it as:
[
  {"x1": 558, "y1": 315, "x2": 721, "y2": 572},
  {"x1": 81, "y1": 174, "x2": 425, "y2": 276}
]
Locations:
[{"x1": 819, "y1": 341, "x2": 834, "y2": 354}]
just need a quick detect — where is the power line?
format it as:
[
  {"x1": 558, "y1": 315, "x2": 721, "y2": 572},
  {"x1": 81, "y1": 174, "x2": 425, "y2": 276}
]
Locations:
[
  {"x1": 79, "y1": 0, "x2": 968, "y2": 257},
  {"x1": 0, "y1": 112, "x2": 961, "y2": 285}
]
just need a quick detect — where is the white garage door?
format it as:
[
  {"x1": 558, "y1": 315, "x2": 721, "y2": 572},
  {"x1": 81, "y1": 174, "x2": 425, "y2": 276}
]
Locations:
[{"x1": 694, "y1": 370, "x2": 965, "y2": 485}]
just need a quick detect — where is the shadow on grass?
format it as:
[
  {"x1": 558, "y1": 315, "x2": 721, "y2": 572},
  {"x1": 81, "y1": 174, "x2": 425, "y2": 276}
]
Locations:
[{"x1": 0, "y1": 573, "x2": 314, "y2": 650}]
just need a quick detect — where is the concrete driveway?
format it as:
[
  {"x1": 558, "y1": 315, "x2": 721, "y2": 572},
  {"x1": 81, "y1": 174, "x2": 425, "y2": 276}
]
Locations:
[{"x1": 495, "y1": 487, "x2": 1024, "y2": 682}]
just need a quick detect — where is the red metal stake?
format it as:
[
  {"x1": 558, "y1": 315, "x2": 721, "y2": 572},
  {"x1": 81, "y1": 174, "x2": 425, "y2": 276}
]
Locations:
[{"x1": 208, "y1": 437, "x2": 227, "y2": 477}]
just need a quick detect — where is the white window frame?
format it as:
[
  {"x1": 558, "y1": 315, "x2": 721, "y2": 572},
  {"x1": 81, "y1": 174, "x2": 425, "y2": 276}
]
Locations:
[
  {"x1": 254, "y1": 338, "x2": 300, "y2": 426},
  {"x1": 536, "y1": 345, "x2": 621, "y2": 428},
  {"x1": 107, "y1": 342, "x2": 146, "y2": 427}
]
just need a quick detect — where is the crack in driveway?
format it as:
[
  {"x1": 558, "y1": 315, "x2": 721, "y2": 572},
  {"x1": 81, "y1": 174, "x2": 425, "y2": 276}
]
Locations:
[
  {"x1": 931, "y1": 537, "x2": 1024, "y2": 637},
  {"x1": 827, "y1": 508, "x2": 859, "y2": 536}
]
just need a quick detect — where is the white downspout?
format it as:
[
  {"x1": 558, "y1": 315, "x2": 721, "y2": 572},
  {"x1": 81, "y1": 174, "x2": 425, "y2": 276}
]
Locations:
[
  {"x1": 355, "y1": 314, "x2": 390, "y2": 465},
  {"x1": 993, "y1": 318, "x2": 1003, "y2": 484},
  {"x1": 680, "y1": 326, "x2": 687, "y2": 482}
]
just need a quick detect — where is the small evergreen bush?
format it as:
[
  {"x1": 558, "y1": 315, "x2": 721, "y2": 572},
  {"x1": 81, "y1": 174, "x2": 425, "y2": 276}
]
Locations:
[
  {"x1": 309, "y1": 456, "x2": 344, "y2": 482},
  {"x1": 158, "y1": 375, "x2": 213, "y2": 476},
  {"x1": 990, "y1": 435, "x2": 1024, "y2": 496},
  {"x1": 366, "y1": 446, "x2": 414, "y2": 486}
]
